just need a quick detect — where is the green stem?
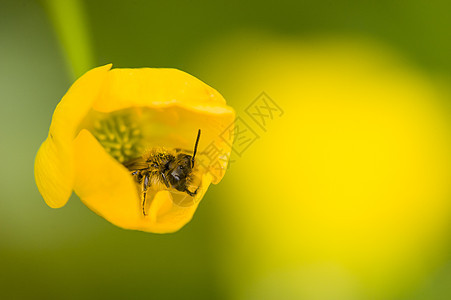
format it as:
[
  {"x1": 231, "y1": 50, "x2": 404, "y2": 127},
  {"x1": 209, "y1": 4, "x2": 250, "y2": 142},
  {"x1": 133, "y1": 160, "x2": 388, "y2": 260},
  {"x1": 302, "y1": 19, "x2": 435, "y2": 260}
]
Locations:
[{"x1": 42, "y1": 0, "x2": 95, "y2": 79}]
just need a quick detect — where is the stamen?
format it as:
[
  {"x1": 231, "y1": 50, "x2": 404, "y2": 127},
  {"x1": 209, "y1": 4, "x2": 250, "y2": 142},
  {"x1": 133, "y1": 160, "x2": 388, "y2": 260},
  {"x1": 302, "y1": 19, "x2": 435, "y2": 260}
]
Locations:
[{"x1": 91, "y1": 114, "x2": 143, "y2": 162}]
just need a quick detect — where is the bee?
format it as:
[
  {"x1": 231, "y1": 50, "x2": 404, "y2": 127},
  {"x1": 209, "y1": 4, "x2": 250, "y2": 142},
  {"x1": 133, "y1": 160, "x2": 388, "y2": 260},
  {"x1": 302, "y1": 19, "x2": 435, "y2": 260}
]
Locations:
[{"x1": 124, "y1": 130, "x2": 202, "y2": 216}]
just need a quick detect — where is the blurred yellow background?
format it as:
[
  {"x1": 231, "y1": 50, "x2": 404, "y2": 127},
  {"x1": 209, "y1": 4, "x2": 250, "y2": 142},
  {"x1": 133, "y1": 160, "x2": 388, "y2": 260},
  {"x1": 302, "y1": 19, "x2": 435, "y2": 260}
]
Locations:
[{"x1": 1, "y1": 0, "x2": 451, "y2": 299}]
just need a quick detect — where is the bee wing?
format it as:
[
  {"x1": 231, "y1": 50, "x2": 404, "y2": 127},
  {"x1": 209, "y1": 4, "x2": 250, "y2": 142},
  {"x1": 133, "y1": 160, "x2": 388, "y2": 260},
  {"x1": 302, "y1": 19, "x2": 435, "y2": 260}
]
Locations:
[
  {"x1": 123, "y1": 157, "x2": 148, "y2": 171},
  {"x1": 170, "y1": 190, "x2": 197, "y2": 207}
]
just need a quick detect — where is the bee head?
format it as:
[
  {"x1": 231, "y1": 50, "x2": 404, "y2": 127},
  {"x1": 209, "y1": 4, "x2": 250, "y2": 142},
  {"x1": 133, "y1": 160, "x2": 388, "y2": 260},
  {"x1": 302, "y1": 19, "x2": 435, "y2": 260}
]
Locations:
[
  {"x1": 166, "y1": 130, "x2": 201, "y2": 193},
  {"x1": 169, "y1": 154, "x2": 192, "y2": 182}
]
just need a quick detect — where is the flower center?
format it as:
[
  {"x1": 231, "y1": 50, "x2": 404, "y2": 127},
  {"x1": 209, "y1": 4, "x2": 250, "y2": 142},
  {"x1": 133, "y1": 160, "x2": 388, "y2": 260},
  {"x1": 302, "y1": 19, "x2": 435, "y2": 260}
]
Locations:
[{"x1": 91, "y1": 114, "x2": 143, "y2": 163}]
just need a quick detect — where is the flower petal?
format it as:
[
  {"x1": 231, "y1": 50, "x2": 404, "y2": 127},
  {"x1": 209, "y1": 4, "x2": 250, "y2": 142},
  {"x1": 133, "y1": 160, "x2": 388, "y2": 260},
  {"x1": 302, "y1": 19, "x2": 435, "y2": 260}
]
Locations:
[
  {"x1": 35, "y1": 64, "x2": 112, "y2": 208},
  {"x1": 136, "y1": 173, "x2": 213, "y2": 233},
  {"x1": 73, "y1": 129, "x2": 141, "y2": 227},
  {"x1": 93, "y1": 68, "x2": 233, "y2": 114},
  {"x1": 34, "y1": 137, "x2": 73, "y2": 208}
]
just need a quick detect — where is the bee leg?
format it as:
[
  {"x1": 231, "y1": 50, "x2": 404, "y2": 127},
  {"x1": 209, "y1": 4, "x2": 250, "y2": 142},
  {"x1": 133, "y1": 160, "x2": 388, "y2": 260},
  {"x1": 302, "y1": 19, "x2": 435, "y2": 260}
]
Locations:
[
  {"x1": 184, "y1": 187, "x2": 198, "y2": 197},
  {"x1": 161, "y1": 173, "x2": 170, "y2": 188},
  {"x1": 131, "y1": 170, "x2": 143, "y2": 184},
  {"x1": 142, "y1": 174, "x2": 150, "y2": 216}
]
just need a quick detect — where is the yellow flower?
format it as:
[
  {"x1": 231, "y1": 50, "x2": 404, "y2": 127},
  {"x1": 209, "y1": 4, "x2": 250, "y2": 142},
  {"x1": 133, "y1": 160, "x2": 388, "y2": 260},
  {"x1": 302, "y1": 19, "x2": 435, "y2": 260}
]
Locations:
[{"x1": 34, "y1": 64, "x2": 235, "y2": 233}]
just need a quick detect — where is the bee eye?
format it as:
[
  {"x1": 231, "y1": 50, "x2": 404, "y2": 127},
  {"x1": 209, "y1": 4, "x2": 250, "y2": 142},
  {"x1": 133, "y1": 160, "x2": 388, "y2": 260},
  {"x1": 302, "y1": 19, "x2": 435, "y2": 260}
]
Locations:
[{"x1": 178, "y1": 165, "x2": 183, "y2": 170}]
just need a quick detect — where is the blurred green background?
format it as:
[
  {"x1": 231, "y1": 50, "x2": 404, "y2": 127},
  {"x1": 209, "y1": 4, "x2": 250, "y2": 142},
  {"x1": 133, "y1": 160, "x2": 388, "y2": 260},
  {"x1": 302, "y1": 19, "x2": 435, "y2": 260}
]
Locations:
[{"x1": 1, "y1": 0, "x2": 451, "y2": 299}]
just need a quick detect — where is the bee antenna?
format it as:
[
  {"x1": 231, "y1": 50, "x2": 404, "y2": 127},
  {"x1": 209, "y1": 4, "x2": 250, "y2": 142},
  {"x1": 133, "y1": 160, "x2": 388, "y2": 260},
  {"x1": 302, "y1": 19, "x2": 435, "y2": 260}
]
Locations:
[{"x1": 192, "y1": 129, "x2": 201, "y2": 167}]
